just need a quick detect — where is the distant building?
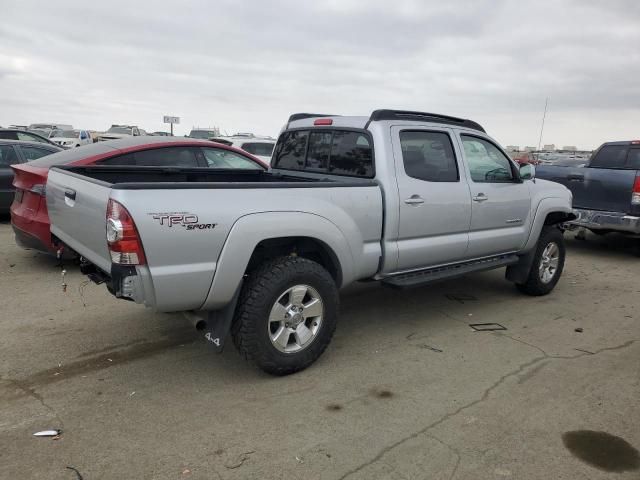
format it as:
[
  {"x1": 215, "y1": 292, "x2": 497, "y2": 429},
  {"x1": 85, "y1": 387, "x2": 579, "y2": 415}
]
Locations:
[
  {"x1": 562, "y1": 146, "x2": 577, "y2": 151},
  {"x1": 523, "y1": 146, "x2": 537, "y2": 152},
  {"x1": 505, "y1": 145, "x2": 520, "y2": 152},
  {"x1": 543, "y1": 144, "x2": 556, "y2": 151}
]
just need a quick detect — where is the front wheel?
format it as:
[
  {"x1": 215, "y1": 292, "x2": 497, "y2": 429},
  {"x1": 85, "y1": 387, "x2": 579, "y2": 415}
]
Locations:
[
  {"x1": 232, "y1": 256, "x2": 339, "y2": 375},
  {"x1": 516, "y1": 226, "x2": 566, "y2": 296}
]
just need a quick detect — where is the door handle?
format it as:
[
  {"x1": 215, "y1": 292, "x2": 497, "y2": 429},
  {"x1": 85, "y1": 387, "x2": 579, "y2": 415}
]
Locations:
[
  {"x1": 567, "y1": 174, "x2": 584, "y2": 182},
  {"x1": 64, "y1": 189, "x2": 76, "y2": 200},
  {"x1": 404, "y1": 195, "x2": 425, "y2": 206},
  {"x1": 472, "y1": 193, "x2": 488, "y2": 202}
]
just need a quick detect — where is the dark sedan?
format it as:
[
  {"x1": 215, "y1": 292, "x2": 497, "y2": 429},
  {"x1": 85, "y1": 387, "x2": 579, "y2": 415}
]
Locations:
[
  {"x1": 0, "y1": 140, "x2": 62, "y2": 213},
  {"x1": 0, "y1": 129, "x2": 58, "y2": 146}
]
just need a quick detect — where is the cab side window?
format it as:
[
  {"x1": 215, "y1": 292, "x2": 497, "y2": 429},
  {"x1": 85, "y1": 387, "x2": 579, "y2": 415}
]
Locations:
[
  {"x1": 400, "y1": 131, "x2": 458, "y2": 182},
  {"x1": 461, "y1": 135, "x2": 515, "y2": 183}
]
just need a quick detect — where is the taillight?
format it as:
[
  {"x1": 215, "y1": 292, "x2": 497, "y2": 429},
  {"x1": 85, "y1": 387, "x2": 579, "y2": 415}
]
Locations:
[
  {"x1": 632, "y1": 175, "x2": 640, "y2": 205},
  {"x1": 106, "y1": 199, "x2": 146, "y2": 265},
  {"x1": 29, "y1": 184, "x2": 46, "y2": 196},
  {"x1": 314, "y1": 118, "x2": 333, "y2": 126}
]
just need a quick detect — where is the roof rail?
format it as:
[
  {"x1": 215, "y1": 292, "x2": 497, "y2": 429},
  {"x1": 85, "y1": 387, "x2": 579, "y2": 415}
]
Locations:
[
  {"x1": 368, "y1": 109, "x2": 485, "y2": 132},
  {"x1": 288, "y1": 113, "x2": 339, "y2": 123}
]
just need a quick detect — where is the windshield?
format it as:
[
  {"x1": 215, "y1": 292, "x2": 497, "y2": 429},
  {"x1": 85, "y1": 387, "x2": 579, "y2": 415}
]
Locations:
[
  {"x1": 107, "y1": 126, "x2": 132, "y2": 134},
  {"x1": 51, "y1": 129, "x2": 77, "y2": 138},
  {"x1": 189, "y1": 130, "x2": 214, "y2": 139}
]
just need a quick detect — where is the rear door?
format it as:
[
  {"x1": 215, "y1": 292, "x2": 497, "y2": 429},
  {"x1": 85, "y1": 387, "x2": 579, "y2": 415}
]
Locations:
[
  {"x1": 47, "y1": 169, "x2": 113, "y2": 272},
  {"x1": 458, "y1": 134, "x2": 532, "y2": 258},
  {"x1": 392, "y1": 126, "x2": 471, "y2": 269}
]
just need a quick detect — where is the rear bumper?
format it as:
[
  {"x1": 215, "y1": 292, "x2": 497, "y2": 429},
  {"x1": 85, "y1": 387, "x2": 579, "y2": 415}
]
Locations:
[
  {"x1": 10, "y1": 201, "x2": 55, "y2": 254},
  {"x1": 571, "y1": 208, "x2": 640, "y2": 234},
  {"x1": 12, "y1": 223, "x2": 52, "y2": 253}
]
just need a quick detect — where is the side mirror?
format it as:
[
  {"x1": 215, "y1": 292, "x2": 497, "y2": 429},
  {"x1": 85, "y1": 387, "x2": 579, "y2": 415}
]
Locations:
[{"x1": 520, "y1": 163, "x2": 535, "y2": 181}]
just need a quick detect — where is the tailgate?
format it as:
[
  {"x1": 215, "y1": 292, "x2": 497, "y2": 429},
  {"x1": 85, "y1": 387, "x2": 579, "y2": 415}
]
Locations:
[
  {"x1": 537, "y1": 165, "x2": 636, "y2": 212},
  {"x1": 47, "y1": 168, "x2": 112, "y2": 272}
]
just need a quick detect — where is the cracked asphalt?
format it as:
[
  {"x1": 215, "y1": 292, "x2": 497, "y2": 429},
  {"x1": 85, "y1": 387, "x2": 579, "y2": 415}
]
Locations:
[{"x1": 1, "y1": 219, "x2": 639, "y2": 480}]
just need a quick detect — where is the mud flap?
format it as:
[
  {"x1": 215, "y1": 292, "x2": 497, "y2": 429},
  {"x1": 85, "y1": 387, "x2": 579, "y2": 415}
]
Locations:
[
  {"x1": 505, "y1": 249, "x2": 536, "y2": 284},
  {"x1": 197, "y1": 282, "x2": 243, "y2": 354}
]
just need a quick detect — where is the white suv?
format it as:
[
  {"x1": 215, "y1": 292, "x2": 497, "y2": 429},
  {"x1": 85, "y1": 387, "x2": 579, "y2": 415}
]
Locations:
[{"x1": 211, "y1": 134, "x2": 275, "y2": 164}]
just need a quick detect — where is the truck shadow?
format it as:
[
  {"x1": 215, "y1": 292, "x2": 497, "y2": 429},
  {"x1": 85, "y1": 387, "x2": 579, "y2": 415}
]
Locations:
[{"x1": 565, "y1": 231, "x2": 639, "y2": 258}]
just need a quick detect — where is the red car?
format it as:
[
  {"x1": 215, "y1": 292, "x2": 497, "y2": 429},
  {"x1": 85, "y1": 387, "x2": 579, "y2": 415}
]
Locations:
[{"x1": 11, "y1": 137, "x2": 267, "y2": 255}]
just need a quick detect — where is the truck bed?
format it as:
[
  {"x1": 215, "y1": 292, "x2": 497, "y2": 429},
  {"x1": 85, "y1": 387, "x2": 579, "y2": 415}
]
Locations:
[
  {"x1": 54, "y1": 165, "x2": 374, "y2": 188},
  {"x1": 46, "y1": 165, "x2": 383, "y2": 311}
]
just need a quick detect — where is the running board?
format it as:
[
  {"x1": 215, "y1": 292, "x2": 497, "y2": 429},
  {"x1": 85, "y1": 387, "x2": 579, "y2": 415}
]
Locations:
[{"x1": 381, "y1": 254, "x2": 520, "y2": 289}]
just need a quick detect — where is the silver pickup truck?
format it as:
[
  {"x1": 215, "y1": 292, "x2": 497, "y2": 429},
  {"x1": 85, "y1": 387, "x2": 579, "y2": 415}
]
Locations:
[{"x1": 47, "y1": 110, "x2": 574, "y2": 375}]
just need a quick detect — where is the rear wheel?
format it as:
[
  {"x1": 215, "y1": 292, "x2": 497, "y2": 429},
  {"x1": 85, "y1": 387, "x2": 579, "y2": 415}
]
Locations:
[
  {"x1": 232, "y1": 256, "x2": 338, "y2": 375},
  {"x1": 517, "y1": 226, "x2": 565, "y2": 296}
]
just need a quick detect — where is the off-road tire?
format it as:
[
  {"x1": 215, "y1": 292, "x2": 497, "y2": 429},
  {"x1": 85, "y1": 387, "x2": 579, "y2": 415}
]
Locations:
[
  {"x1": 231, "y1": 256, "x2": 339, "y2": 375},
  {"x1": 517, "y1": 226, "x2": 566, "y2": 296}
]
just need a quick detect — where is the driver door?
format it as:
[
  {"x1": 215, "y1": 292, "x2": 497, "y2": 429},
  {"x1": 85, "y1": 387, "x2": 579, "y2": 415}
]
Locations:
[{"x1": 458, "y1": 133, "x2": 532, "y2": 258}]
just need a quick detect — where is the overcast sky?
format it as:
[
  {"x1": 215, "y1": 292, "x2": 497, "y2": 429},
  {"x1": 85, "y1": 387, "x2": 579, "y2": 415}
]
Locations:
[{"x1": 1, "y1": 0, "x2": 639, "y2": 149}]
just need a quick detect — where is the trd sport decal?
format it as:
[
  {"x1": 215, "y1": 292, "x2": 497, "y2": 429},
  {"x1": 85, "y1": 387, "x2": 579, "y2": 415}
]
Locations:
[{"x1": 148, "y1": 212, "x2": 216, "y2": 230}]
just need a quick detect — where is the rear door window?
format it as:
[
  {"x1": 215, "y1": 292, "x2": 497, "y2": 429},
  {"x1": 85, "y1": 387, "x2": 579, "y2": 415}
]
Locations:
[
  {"x1": 134, "y1": 147, "x2": 199, "y2": 167},
  {"x1": 201, "y1": 148, "x2": 263, "y2": 169},
  {"x1": 98, "y1": 153, "x2": 136, "y2": 166},
  {"x1": 590, "y1": 145, "x2": 628, "y2": 168},
  {"x1": 400, "y1": 131, "x2": 459, "y2": 182},
  {"x1": 273, "y1": 129, "x2": 374, "y2": 177}
]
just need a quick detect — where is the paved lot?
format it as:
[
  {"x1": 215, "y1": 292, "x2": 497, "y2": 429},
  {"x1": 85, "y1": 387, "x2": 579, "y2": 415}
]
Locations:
[{"x1": 1, "y1": 218, "x2": 639, "y2": 480}]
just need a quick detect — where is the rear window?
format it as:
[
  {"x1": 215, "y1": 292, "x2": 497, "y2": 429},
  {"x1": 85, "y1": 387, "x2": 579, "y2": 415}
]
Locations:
[
  {"x1": 241, "y1": 142, "x2": 275, "y2": 157},
  {"x1": 27, "y1": 142, "x2": 112, "y2": 168},
  {"x1": 273, "y1": 129, "x2": 374, "y2": 177},
  {"x1": 590, "y1": 145, "x2": 628, "y2": 168}
]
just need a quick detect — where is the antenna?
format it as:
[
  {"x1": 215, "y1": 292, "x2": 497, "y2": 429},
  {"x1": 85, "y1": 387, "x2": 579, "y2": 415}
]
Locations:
[{"x1": 537, "y1": 97, "x2": 549, "y2": 151}]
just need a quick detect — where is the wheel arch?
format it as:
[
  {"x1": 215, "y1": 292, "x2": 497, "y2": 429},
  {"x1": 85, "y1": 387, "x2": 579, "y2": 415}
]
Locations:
[
  {"x1": 246, "y1": 236, "x2": 343, "y2": 287},
  {"x1": 201, "y1": 211, "x2": 355, "y2": 310},
  {"x1": 522, "y1": 198, "x2": 574, "y2": 253}
]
